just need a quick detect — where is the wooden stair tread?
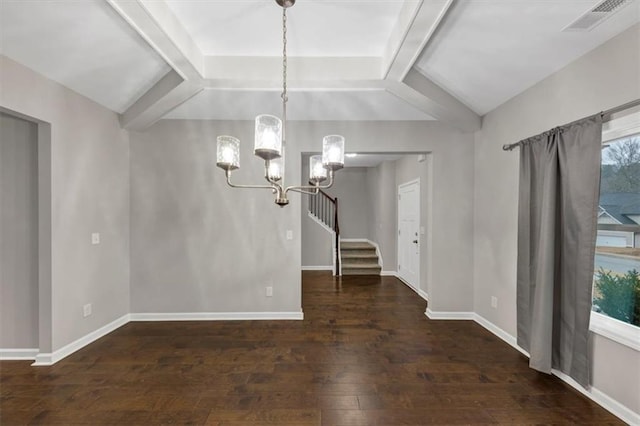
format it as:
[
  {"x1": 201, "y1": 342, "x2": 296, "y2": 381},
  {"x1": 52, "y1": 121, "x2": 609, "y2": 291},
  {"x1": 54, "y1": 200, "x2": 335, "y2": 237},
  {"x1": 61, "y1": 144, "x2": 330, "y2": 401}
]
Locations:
[{"x1": 341, "y1": 253, "x2": 378, "y2": 258}]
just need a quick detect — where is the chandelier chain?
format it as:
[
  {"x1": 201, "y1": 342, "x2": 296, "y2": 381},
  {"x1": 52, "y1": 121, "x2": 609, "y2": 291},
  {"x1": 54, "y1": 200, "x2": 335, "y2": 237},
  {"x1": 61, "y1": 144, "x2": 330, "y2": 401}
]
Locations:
[{"x1": 281, "y1": 7, "x2": 288, "y2": 143}]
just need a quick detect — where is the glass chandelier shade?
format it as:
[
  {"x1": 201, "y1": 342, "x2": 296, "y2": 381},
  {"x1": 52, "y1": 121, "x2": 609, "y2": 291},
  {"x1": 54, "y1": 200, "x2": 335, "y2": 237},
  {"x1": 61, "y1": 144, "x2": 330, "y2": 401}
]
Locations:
[
  {"x1": 322, "y1": 135, "x2": 345, "y2": 171},
  {"x1": 309, "y1": 155, "x2": 328, "y2": 184},
  {"x1": 254, "y1": 114, "x2": 283, "y2": 160},
  {"x1": 216, "y1": 136, "x2": 240, "y2": 170},
  {"x1": 267, "y1": 154, "x2": 284, "y2": 182}
]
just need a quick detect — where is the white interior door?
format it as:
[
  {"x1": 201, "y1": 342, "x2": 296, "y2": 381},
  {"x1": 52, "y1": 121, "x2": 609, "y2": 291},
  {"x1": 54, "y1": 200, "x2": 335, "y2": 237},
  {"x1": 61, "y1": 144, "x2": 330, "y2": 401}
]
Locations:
[{"x1": 398, "y1": 180, "x2": 420, "y2": 289}]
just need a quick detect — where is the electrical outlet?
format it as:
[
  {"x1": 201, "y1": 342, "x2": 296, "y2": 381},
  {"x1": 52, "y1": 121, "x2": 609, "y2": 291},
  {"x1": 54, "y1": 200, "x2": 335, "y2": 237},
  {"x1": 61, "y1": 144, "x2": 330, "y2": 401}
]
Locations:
[
  {"x1": 491, "y1": 296, "x2": 498, "y2": 309},
  {"x1": 83, "y1": 303, "x2": 92, "y2": 317},
  {"x1": 91, "y1": 233, "x2": 100, "y2": 245},
  {"x1": 266, "y1": 286, "x2": 273, "y2": 297},
  {"x1": 286, "y1": 230, "x2": 293, "y2": 240}
]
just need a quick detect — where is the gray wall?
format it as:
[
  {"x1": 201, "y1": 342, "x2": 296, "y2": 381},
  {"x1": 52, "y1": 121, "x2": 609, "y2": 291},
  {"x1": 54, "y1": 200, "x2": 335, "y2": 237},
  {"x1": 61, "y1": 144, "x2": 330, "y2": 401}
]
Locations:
[
  {"x1": 1, "y1": 113, "x2": 39, "y2": 348},
  {"x1": 473, "y1": 24, "x2": 640, "y2": 414},
  {"x1": 301, "y1": 211, "x2": 333, "y2": 267},
  {"x1": 130, "y1": 120, "x2": 302, "y2": 314},
  {"x1": 366, "y1": 160, "x2": 397, "y2": 271},
  {"x1": 0, "y1": 55, "x2": 131, "y2": 352},
  {"x1": 325, "y1": 167, "x2": 371, "y2": 239},
  {"x1": 134, "y1": 119, "x2": 475, "y2": 314}
]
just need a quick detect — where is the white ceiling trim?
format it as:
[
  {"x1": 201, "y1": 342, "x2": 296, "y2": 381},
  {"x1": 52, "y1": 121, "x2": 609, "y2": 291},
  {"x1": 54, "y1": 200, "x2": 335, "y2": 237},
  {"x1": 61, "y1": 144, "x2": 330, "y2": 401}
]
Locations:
[
  {"x1": 165, "y1": 89, "x2": 434, "y2": 121},
  {"x1": 201, "y1": 79, "x2": 386, "y2": 91},
  {"x1": 204, "y1": 57, "x2": 382, "y2": 81}
]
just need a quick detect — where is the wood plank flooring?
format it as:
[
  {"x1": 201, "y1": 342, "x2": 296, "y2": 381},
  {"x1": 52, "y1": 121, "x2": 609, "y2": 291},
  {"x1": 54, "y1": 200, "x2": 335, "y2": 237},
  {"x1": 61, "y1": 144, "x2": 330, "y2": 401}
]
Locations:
[{"x1": 0, "y1": 271, "x2": 622, "y2": 425}]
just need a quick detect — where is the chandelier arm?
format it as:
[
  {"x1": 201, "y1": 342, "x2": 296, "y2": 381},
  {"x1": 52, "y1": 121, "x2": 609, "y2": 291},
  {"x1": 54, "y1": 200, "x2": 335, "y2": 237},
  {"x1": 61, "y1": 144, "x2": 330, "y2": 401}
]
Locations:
[
  {"x1": 225, "y1": 170, "x2": 278, "y2": 191},
  {"x1": 287, "y1": 188, "x2": 320, "y2": 195},
  {"x1": 283, "y1": 171, "x2": 335, "y2": 195}
]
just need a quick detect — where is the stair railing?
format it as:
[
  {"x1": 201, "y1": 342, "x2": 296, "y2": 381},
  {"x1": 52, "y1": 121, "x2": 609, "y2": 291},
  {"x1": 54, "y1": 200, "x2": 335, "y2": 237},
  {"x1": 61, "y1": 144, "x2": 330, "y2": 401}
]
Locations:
[{"x1": 308, "y1": 189, "x2": 340, "y2": 275}]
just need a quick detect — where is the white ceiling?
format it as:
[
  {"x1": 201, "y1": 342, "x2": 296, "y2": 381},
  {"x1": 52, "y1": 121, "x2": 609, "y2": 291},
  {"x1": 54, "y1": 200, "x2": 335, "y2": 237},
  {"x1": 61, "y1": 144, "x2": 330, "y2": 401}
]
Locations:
[
  {"x1": 165, "y1": 89, "x2": 434, "y2": 121},
  {"x1": 415, "y1": 0, "x2": 640, "y2": 115},
  {"x1": 0, "y1": 0, "x2": 638, "y2": 126},
  {"x1": 165, "y1": 0, "x2": 407, "y2": 57},
  {"x1": 0, "y1": 0, "x2": 171, "y2": 113}
]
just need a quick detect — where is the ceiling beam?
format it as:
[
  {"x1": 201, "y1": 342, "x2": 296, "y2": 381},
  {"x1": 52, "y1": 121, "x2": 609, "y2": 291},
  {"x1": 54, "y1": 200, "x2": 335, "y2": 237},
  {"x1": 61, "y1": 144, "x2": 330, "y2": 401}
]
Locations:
[
  {"x1": 381, "y1": 0, "x2": 481, "y2": 132},
  {"x1": 106, "y1": 0, "x2": 203, "y2": 80},
  {"x1": 384, "y1": 0, "x2": 454, "y2": 82},
  {"x1": 388, "y1": 70, "x2": 480, "y2": 132},
  {"x1": 382, "y1": 0, "x2": 422, "y2": 79},
  {"x1": 120, "y1": 70, "x2": 202, "y2": 130},
  {"x1": 106, "y1": 0, "x2": 205, "y2": 129}
]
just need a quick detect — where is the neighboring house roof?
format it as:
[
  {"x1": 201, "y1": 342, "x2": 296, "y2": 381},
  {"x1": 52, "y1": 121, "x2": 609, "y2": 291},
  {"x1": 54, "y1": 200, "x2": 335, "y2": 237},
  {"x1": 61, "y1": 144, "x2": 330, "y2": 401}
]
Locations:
[{"x1": 599, "y1": 193, "x2": 640, "y2": 225}]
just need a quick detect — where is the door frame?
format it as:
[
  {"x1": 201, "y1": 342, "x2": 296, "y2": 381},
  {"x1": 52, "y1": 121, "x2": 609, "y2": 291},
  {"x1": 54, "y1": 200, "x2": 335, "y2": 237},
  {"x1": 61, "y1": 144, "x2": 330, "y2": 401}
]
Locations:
[{"x1": 397, "y1": 178, "x2": 420, "y2": 291}]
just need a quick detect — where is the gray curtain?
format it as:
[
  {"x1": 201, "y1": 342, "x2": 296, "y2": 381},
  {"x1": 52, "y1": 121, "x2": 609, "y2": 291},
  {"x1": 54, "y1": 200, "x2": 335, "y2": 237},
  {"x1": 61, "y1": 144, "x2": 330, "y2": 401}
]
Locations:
[{"x1": 516, "y1": 115, "x2": 602, "y2": 388}]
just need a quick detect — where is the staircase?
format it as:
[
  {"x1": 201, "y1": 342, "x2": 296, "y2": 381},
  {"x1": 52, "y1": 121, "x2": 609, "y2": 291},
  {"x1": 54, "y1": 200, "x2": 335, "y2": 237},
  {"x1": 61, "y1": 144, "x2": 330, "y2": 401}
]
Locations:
[
  {"x1": 340, "y1": 241, "x2": 381, "y2": 276},
  {"x1": 308, "y1": 189, "x2": 340, "y2": 275}
]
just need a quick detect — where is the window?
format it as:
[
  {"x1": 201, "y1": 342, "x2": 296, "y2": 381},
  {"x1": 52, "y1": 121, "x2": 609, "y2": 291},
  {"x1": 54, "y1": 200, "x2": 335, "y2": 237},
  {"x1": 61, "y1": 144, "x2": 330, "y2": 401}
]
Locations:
[{"x1": 590, "y1": 111, "x2": 640, "y2": 350}]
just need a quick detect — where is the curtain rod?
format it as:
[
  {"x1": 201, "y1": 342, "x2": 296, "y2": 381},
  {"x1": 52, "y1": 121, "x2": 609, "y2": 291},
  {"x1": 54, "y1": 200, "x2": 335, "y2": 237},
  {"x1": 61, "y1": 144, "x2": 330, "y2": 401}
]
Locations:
[{"x1": 502, "y1": 98, "x2": 640, "y2": 151}]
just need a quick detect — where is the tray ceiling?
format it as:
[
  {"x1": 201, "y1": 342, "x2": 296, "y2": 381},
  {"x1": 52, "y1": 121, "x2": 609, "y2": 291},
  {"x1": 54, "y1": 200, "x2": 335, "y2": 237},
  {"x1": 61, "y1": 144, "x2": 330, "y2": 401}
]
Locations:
[{"x1": 1, "y1": 0, "x2": 638, "y2": 128}]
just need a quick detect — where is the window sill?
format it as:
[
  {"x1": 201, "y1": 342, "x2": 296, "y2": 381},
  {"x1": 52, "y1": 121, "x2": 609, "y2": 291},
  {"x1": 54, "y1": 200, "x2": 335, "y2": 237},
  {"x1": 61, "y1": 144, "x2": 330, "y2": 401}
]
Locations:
[{"x1": 589, "y1": 311, "x2": 640, "y2": 352}]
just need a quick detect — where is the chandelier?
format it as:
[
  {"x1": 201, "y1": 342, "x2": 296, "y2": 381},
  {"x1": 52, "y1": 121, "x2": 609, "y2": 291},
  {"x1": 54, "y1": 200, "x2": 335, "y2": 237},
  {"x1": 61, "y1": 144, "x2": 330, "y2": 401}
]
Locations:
[{"x1": 215, "y1": 0, "x2": 345, "y2": 207}]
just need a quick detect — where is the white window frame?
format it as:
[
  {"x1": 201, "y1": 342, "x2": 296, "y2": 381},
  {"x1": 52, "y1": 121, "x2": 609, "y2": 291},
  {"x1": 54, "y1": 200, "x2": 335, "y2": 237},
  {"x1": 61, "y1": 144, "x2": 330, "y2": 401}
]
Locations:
[
  {"x1": 590, "y1": 312, "x2": 640, "y2": 351},
  {"x1": 590, "y1": 108, "x2": 640, "y2": 352}
]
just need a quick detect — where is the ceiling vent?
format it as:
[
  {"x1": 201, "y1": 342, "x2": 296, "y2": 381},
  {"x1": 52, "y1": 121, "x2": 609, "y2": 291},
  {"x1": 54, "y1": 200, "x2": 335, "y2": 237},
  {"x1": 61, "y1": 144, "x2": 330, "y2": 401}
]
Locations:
[{"x1": 563, "y1": 0, "x2": 633, "y2": 32}]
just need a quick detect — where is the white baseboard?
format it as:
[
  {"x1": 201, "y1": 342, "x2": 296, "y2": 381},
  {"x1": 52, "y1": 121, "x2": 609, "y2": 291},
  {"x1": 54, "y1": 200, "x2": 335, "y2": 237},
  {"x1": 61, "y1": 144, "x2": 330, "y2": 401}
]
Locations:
[
  {"x1": 380, "y1": 270, "x2": 396, "y2": 277},
  {"x1": 472, "y1": 313, "x2": 639, "y2": 425},
  {"x1": 130, "y1": 312, "x2": 304, "y2": 321},
  {"x1": 32, "y1": 314, "x2": 130, "y2": 366},
  {"x1": 28, "y1": 310, "x2": 303, "y2": 366},
  {"x1": 590, "y1": 385, "x2": 640, "y2": 426},
  {"x1": 472, "y1": 313, "x2": 529, "y2": 357},
  {"x1": 551, "y1": 369, "x2": 640, "y2": 426},
  {"x1": 394, "y1": 274, "x2": 428, "y2": 302},
  {"x1": 0, "y1": 348, "x2": 39, "y2": 360},
  {"x1": 425, "y1": 308, "x2": 474, "y2": 320},
  {"x1": 302, "y1": 266, "x2": 333, "y2": 271}
]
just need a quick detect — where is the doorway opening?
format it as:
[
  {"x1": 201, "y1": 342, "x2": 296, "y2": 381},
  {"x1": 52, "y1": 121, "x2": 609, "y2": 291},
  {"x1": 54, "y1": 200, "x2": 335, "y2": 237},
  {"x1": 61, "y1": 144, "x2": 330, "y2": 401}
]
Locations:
[{"x1": 0, "y1": 108, "x2": 52, "y2": 362}]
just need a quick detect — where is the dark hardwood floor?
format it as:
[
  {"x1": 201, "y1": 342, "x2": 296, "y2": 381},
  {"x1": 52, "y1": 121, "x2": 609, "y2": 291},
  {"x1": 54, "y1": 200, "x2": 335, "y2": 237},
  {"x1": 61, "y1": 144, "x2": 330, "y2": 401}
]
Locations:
[{"x1": 1, "y1": 271, "x2": 622, "y2": 425}]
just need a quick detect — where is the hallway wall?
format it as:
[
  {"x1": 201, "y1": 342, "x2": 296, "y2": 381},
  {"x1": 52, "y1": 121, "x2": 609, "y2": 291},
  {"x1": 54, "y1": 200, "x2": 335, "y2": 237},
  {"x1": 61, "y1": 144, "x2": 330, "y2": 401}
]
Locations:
[{"x1": 0, "y1": 113, "x2": 39, "y2": 349}]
